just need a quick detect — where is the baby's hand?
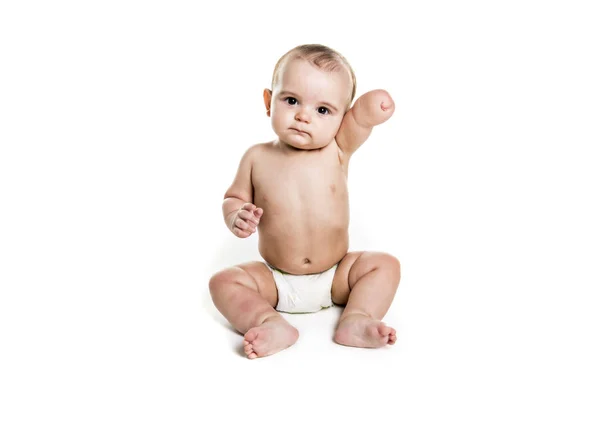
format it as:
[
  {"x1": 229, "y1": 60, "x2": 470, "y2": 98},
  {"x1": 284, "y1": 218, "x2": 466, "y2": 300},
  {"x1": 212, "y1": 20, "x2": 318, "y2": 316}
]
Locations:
[
  {"x1": 231, "y1": 203, "x2": 263, "y2": 238},
  {"x1": 353, "y1": 89, "x2": 395, "y2": 128}
]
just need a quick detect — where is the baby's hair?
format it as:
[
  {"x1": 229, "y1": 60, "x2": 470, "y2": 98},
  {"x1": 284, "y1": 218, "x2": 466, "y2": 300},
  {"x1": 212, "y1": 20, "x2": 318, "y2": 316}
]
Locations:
[{"x1": 271, "y1": 44, "x2": 357, "y2": 110}]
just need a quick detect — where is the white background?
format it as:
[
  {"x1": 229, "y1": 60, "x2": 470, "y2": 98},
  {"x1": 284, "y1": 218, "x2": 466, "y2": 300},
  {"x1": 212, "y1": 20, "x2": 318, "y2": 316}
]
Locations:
[{"x1": 1, "y1": 1, "x2": 599, "y2": 420}]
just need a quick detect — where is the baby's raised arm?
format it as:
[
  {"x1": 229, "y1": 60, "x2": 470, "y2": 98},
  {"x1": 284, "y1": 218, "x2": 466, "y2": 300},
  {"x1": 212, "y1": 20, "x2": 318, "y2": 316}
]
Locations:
[
  {"x1": 222, "y1": 146, "x2": 263, "y2": 238},
  {"x1": 335, "y1": 89, "x2": 395, "y2": 157}
]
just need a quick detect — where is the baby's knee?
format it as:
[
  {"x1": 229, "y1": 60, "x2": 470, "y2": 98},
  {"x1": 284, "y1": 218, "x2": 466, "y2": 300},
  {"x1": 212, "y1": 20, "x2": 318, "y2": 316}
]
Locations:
[
  {"x1": 208, "y1": 266, "x2": 254, "y2": 294},
  {"x1": 379, "y1": 253, "x2": 401, "y2": 281},
  {"x1": 209, "y1": 267, "x2": 233, "y2": 293}
]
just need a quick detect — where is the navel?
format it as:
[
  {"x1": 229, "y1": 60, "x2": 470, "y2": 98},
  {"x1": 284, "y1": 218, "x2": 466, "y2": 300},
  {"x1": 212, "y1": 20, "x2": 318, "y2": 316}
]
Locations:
[
  {"x1": 329, "y1": 184, "x2": 337, "y2": 194},
  {"x1": 303, "y1": 258, "x2": 311, "y2": 265}
]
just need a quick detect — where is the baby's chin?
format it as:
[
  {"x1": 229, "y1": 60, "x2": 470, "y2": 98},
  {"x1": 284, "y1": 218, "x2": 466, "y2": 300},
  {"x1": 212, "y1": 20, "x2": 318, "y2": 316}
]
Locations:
[{"x1": 279, "y1": 136, "x2": 332, "y2": 151}]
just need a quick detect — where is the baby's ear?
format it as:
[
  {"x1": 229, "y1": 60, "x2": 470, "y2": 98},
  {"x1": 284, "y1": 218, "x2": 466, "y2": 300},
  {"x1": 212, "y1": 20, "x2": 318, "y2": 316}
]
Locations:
[{"x1": 263, "y1": 89, "x2": 272, "y2": 116}]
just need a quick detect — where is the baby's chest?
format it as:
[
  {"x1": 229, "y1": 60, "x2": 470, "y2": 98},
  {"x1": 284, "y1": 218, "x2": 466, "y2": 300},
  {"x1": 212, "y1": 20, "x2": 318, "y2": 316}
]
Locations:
[{"x1": 252, "y1": 157, "x2": 347, "y2": 207}]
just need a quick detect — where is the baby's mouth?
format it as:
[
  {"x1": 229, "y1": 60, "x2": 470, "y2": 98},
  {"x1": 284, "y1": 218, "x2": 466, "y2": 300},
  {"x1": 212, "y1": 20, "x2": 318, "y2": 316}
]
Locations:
[{"x1": 290, "y1": 128, "x2": 310, "y2": 136}]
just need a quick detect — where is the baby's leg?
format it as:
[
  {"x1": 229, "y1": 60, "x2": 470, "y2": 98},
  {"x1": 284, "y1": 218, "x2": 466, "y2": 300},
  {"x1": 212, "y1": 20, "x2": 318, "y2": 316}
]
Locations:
[
  {"x1": 331, "y1": 251, "x2": 401, "y2": 348},
  {"x1": 209, "y1": 262, "x2": 298, "y2": 359}
]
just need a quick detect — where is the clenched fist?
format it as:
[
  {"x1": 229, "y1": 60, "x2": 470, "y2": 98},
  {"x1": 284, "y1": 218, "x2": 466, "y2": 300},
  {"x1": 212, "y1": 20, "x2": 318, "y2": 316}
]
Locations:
[
  {"x1": 231, "y1": 203, "x2": 263, "y2": 238},
  {"x1": 353, "y1": 89, "x2": 395, "y2": 128}
]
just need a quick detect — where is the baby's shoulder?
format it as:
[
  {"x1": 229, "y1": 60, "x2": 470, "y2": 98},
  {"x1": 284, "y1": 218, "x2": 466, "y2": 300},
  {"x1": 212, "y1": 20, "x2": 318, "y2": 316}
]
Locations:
[
  {"x1": 233, "y1": 141, "x2": 279, "y2": 172},
  {"x1": 236, "y1": 141, "x2": 265, "y2": 159},
  {"x1": 249, "y1": 141, "x2": 274, "y2": 152},
  {"x1": 244, "y1": 140, "x2": 278, "y2": 161}
]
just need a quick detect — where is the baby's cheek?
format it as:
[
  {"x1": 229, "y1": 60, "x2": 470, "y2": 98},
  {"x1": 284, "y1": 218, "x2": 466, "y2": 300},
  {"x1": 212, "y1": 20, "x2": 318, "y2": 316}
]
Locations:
[
  {"x1": 272, "y1": 118, "x2": 285, "y2": 136},
  {"x1": 330, "y1": 119, "x2": 344, "y2": 136},
  {"x1": 276, "y1": 114, "x2": 290, "y2": 129}
]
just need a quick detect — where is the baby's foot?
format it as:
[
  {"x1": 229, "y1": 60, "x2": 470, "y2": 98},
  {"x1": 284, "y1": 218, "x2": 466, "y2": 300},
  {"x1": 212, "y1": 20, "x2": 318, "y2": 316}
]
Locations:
[
  {"x1": 243, "y1": 316, "x2": 299, "y2": 359},
  {"x1": 334, "y1": 313, "x2": 396, "y2": 348}
]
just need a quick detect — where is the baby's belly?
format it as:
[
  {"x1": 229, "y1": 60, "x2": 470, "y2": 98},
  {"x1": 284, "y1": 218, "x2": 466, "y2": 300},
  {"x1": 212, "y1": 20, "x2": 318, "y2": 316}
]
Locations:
[{"x1": 258, "y1": 221, "x2": 349, "y2": 275}]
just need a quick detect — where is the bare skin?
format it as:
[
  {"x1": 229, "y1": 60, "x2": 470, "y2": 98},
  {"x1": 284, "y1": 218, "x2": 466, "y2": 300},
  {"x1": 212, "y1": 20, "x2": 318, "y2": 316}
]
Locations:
[
  {"x1": 252, "y1": 139, "x2": 349, "y2": 274},
  {"x1": 209, "y1": 54, "x2": 400, "y2": 358}
]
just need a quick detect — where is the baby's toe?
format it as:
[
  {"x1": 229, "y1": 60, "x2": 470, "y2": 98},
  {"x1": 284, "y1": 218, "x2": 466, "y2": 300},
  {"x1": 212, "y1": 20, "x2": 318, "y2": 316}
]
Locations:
[
  {"x1": 377, "y1": 323, "x2": 392, "y2": 337},
  {"x1": 244, "y1": 328, "x2": 259, "y2": 343},
  {"x1": 387, "y1": 327, "x2": 397, "y2": 345},
  {"x1": 244, "y1": 341, "x2": 258, "y2": 359}
]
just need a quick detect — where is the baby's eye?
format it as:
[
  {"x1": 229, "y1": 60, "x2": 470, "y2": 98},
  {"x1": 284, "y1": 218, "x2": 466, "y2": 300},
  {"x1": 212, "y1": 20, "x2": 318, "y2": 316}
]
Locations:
[
  {"x1": 285, "y1": 97, "x2": 298, "y2": 105},
  {"x1": 317, "y1": 106, "x2": 330, "y2": 115}
]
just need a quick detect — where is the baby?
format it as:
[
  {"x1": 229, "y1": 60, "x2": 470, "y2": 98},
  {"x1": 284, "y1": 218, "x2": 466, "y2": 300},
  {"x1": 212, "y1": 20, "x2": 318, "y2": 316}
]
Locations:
[{"x1": 209, "y1": 44, "x2": 400, "y2": 359}]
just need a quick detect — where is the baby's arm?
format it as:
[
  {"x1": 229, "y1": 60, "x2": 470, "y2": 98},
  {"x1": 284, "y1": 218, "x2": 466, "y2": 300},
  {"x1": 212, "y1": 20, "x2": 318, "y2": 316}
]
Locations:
[
  {"x1": 222, "y1": 146, "x2": 263, "y2": 238},
  {"x1": 335, "y1": 89, "x2": 395, "y2": 157}
]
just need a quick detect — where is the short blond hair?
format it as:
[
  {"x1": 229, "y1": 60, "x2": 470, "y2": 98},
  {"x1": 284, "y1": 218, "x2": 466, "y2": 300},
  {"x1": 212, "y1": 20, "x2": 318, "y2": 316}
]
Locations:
[{"x1": 271, "y1": 44, "x2": 357, "y2": 109}]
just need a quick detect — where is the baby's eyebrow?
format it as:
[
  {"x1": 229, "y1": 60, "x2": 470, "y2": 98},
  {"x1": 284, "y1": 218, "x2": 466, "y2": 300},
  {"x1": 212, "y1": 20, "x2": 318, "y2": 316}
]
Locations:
[{"x1": 278, "y1": 90, "x2": 299, "y2": 98}]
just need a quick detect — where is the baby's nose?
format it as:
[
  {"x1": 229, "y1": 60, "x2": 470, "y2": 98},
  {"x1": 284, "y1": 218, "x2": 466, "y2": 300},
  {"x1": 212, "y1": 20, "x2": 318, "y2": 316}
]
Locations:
[{"x1": 295, "y1": 108, "x2": 311, "y2": 123}]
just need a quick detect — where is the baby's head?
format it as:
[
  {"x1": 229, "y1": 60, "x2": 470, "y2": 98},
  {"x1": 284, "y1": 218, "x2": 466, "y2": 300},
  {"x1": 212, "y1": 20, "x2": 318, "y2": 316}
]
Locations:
[{"x1": 264, "y1": 44, "x2": 356, "y2": 150}]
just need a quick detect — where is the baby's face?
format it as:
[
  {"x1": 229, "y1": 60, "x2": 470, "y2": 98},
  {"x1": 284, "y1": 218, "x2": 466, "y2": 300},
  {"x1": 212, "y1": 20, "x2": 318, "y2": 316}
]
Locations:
[{"x1": 267, "y1": 58, "x2": 351, "y2": 150}]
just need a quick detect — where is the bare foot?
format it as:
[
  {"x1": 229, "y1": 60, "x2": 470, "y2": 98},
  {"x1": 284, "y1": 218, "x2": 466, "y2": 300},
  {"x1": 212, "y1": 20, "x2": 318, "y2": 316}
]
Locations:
[
  {"x1": 243, "y1": 316, "x2": 299, "y2": 359},
  {"x1": 334, "y1": 313, "x2": 396, "y2": 348}
]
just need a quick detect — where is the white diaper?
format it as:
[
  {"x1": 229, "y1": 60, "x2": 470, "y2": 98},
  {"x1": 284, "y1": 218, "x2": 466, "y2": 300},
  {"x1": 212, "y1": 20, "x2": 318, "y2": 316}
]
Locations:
[{"x1": 264, "y1": 262, "x2": 338, "y2": 314}]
